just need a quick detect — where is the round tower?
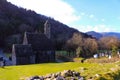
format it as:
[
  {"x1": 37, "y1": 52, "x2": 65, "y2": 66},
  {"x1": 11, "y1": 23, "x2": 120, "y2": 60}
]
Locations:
[{"x1": 44, "y1": 20, "x2": 51, "y2": 39}]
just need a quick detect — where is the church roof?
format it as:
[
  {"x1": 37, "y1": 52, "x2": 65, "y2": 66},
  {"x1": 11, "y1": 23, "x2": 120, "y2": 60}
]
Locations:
[{"x1": 23, "y1": 32, "x2": 54, "y2": 51}]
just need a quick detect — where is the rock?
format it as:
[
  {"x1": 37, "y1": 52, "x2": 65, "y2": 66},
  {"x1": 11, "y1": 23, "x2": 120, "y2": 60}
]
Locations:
[
  {"x1": 61, "y1": 70, "x2": 73, "y2": 77},
  {"x1": 70, "y1": 77, "x2": 76, "y2": 80},
  {"x1": 46, "y1": 78, "x2": 51, "y2": 80},
  {"x1": 56, "y1": 72, "x2": 61, "y2": 76},
  {"x1": 95, "y1": 74, "x2": 100, "y2": 77},
  {"x1": 54, "y1": 72, "x2": 61, "y2": 78},
  {"x1": 56, "y1": 76, "x2": 65, "y2": 80},
  {"x1": 28, "y1": 70, "x2": 82, "y2": 80},
  {"x1": 45, "y1": 74, "x2": 52, "y2": 78},
  {"x1": 39, "y1": 76, "x2": 44, "y2": 80},
  {"x1": 61, "y1": 70, "x2": 67, "y2": 77},
  {"x1": 78, "y1": 76, "x2": 84, "y2": 80},
  {"x1": 73, "y1": 71, "x2": 80, "y2": 77},
  {"x1": 30, "y1": 75, "x2": 41, "y2": 80}
]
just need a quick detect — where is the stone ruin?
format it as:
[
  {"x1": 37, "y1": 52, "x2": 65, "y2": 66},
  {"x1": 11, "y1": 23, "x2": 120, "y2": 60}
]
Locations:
[{"x1": 25, "y1": 70, "x2": 84, "y2": 80}]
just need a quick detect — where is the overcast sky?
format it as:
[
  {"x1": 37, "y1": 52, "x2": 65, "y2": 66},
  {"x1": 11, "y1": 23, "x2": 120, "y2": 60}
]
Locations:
[{"x1": 7, "y1": 0, "x2": 120, "y2": 32}]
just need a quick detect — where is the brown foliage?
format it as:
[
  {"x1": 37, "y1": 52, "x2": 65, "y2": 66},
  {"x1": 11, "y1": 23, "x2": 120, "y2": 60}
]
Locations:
[
  {"x1": 65, "y1": 33, "x2": 84, "y2": 51},
  {"x1": 98, "y1": 36, "x2": 120, "y2": 50},
  {"x1": 83, "y1": 38, "x2": 98, "y2": 57},
  {"x1": 65, "y1": 33, "x2": 98, "y2": 57}
]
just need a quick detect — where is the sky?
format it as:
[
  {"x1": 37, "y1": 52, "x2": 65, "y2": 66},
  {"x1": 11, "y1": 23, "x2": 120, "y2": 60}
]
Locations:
[{"x1": 7, "y1": 0, "x2": 120, "y2": 32}]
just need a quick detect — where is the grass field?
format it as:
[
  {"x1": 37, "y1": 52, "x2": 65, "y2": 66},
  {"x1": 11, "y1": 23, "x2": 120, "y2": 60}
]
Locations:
[{"x1": 0, "y1": 61, "x2": 120, "y2": 80}]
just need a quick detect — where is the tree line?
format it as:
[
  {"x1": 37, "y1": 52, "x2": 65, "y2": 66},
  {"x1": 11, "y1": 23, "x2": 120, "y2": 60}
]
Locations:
[{"x1": 64, "y1": 32, "x2": 120, "y2": 58}]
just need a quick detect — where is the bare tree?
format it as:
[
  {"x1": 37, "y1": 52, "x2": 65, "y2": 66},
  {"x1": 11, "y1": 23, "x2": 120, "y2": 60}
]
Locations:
[
  {"x1": 98, "y1": 36, "x2": 120, "y2": 50},
  {"x1": 98, "y1": 36, "x2": 120, "y2": 56},
  {"x1": 65, "y1": 33, "x2": 84, "y2": 56},
  {"x1": 65, "y1": 33, "x2": 98, "y2": 58},
  {"x1": 83, "y1": 38, "x2": 98, "y2": 57}
]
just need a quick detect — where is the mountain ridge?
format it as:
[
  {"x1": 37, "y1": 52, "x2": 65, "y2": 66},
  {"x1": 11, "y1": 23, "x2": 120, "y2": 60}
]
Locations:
[{"x1": 86, "y1": 31, "x2": 120, "y2": 39}]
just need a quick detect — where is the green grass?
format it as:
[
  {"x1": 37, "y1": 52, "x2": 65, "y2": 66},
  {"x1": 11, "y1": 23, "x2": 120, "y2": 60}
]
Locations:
[{"x1": 0, "y1": 62, "x2": 120, "y2": 80}]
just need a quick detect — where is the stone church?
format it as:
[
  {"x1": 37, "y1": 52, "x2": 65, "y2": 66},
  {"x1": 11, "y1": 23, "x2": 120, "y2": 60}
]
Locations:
[{"x1": 12, "y1": 20, "x2": 55, "y2": 65}]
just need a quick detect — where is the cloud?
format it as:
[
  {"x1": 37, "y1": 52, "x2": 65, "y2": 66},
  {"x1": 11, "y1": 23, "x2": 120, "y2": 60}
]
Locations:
[
  {"x1": 93, "y1": 25, "x2": 112, "y2": 32},
  {"x1": 72, "y1": 24, "x2": 116, "y2": 32},
  {"x1": 89, "y1": 14, "x2": 94, "y2": 18},
  {"x1": 81, "y1": 12, "x2": 85, "y2": 16},
  {"x1": 88, "y1": 14, "x2": 98, "y2": 21},
  {"x1": 101, "y1": 19, "x2": 105, "y2": 22},
  {"x1": 7, "y1": 0, "x2": 81, "y2": 25}
]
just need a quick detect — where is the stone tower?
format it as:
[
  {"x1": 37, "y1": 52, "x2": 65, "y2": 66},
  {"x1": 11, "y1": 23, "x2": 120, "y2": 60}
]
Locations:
[{"x1": 44, "y1": 20, "x2": 51, "y2": 39}]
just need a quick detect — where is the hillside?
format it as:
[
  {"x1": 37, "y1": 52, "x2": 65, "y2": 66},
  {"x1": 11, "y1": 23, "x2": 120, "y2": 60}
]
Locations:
[
  {"x1": 86, "y1": 31, "x2": 103, "y2": 39},
  {"x1": 102, "y1": 32, "x2": 120, "y2": 38},
  {"x1": 86, "y1": 31, "x2": 120, "y2": 39},
  {"x1": 0, "y1": 0, "x2": 92, "y2": 51}
]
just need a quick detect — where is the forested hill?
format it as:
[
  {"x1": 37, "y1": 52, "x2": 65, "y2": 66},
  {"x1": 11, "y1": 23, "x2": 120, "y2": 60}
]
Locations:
[{"x1": 0, "y1": 0, "x2": 92, "y2": 51}]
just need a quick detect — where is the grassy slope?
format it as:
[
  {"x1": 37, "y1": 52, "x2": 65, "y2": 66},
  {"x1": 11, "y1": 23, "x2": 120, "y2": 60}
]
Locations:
[{"x1": 0, "y1": 62, "x2": 120, "y2": 80}]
